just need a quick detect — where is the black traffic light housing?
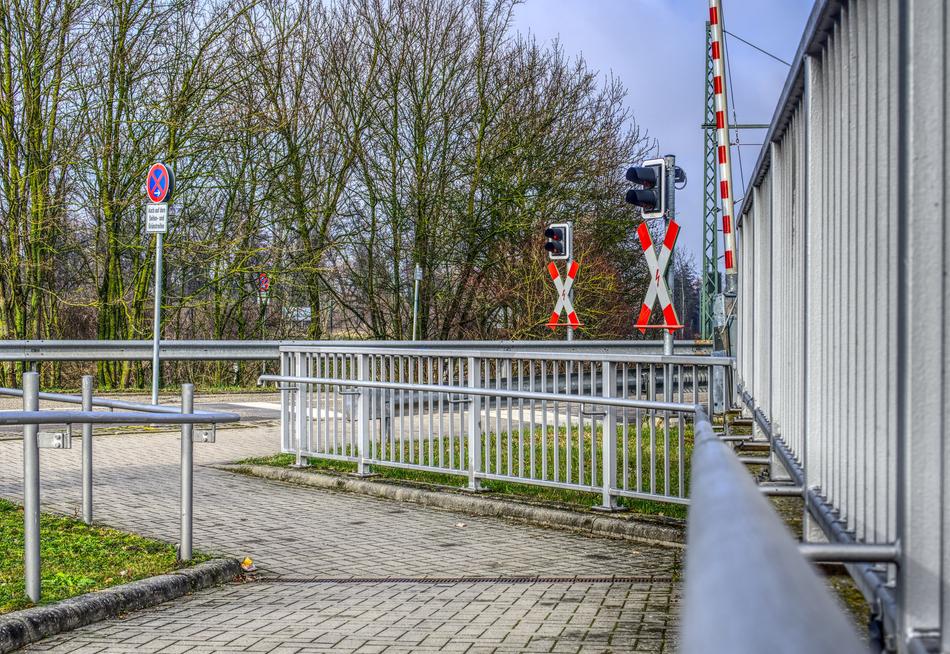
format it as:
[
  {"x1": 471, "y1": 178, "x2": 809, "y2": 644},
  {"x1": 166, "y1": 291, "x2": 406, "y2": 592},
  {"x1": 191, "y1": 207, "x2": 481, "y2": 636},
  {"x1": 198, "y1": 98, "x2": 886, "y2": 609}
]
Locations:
[
  {"x1": 544, "y1": 222, "x2": 572, "y2": 261},
  {"x1": 625, "y1": 158, "x2": 666, "y2": 219}
]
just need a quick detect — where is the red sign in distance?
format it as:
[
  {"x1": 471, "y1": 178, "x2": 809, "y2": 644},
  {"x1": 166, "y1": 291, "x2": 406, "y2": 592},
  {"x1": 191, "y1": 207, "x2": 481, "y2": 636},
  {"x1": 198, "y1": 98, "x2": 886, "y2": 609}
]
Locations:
[{"x1": 146, "y1": 163, "x2": 174, "y2": 203}]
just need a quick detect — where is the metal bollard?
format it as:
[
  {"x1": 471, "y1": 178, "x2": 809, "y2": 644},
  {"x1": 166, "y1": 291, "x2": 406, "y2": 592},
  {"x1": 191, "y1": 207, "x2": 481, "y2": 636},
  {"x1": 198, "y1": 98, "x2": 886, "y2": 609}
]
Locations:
[
  {"x1": 81, "y1": 375, "x2": 94, "y2": 525},
  {"x1": 22, "y1": 372, "x2": 40, "y2": 603},
  {"x1": 179, "y1": 383, "x2": 194, "y2": 562}
]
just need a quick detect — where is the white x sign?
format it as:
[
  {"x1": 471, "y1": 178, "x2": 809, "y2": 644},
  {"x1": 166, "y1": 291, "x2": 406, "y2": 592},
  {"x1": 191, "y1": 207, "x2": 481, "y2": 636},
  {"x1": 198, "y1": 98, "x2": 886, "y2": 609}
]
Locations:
[
  {"x1": 636, "y1": 220, "x2": 680, "y2": 333},
  {"x1": 547, "y1": 261, "x2": 580, "y2": 329}
]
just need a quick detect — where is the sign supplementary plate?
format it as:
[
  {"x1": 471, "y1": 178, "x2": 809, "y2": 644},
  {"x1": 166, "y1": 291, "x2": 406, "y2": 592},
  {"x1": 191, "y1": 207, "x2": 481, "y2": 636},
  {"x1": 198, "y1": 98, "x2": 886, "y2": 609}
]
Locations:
[{"x1": 146, "y1": 203, "x2": 168, "y2": 233}]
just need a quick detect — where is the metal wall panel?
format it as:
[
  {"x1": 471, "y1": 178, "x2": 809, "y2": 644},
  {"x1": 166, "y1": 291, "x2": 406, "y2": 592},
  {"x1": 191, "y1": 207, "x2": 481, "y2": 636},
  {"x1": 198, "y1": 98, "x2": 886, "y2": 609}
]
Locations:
[{"x1": 735, "y1": 0, "x2": 947, "y2": 649}]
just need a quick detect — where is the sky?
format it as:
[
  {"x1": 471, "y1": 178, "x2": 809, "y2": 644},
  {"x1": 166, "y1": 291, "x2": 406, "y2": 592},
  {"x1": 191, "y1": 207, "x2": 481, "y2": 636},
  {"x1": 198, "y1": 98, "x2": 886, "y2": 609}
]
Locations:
[{"x1": 511, "y1": 0, "x2": 815, "y2": 263}]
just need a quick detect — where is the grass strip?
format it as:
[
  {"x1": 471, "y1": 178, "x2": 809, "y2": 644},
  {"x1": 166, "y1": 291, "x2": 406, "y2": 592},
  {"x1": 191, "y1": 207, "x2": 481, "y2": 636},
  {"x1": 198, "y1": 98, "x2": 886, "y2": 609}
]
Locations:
[{"x1": 0, "y1": 499, "x2": 207, "y2": 614}]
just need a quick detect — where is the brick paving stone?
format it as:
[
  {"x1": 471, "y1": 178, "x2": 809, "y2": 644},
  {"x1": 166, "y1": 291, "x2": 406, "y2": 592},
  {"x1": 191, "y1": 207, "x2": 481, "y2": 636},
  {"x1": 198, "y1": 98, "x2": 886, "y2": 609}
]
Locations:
[{"x1": 0, "y1": 421, "x2": 680, "y2": 652}]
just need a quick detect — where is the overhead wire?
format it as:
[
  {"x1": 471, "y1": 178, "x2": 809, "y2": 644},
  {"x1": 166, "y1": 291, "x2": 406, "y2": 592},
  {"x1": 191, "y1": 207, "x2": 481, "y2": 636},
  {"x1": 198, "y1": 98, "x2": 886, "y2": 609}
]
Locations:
[
  {"x1": 721, "y1": 19, "x2": 746, "y2": 196},
  {"x1": 723, "y1": 29, "x2": 792, "y2": 67}
]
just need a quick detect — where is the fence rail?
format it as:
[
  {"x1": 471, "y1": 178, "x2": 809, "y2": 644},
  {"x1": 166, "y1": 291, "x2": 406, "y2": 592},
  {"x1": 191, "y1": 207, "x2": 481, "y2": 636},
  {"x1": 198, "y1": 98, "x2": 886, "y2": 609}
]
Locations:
[
  {"x1": 2, "y1": 372, "x2": 240, "y2": 603},
  {"x1": 732, "y1": 0, "x2": 950, "y2": 650},
  {"x1": 0, "y1": 339, "x2": 711, "y2": 362},
  {"x1": 263, "y1": 346, "x2": 733, "y2": 507}
]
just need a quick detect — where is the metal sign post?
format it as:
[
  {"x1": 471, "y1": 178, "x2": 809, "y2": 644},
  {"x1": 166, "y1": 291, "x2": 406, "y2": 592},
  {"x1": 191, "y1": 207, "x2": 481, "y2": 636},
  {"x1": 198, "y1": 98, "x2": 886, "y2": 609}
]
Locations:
[
  {"x1": 146, "y1": 162, "x2": 174, "y2": 405},
  {"x1": 663, "y1": 154, "x2": 677, "y2": 356},
  {"x1": 412, "y1": 264, "x2": 423, "y2": 341}
]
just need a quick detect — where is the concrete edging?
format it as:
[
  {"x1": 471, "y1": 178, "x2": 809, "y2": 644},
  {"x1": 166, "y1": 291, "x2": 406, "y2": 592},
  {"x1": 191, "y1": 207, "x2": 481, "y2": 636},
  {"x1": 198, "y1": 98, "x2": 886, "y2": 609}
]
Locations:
[
  {"x1": 0, "y1": 558, "x2": 241, "y2": 654},
  {"x1": 217, "y1": 464, "x2": 685, "y2": 548}
]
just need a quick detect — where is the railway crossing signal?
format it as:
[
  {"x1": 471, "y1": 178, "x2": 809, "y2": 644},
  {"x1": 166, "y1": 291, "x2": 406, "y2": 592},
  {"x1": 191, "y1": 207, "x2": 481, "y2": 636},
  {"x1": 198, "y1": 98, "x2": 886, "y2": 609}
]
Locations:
[
  {"x1": 636, "y1": 221, "x2": 681, "y2": 334},
  {"x1": 625, "y1": 159, "x2": 666, "y2": 219},
  {"x1": 547, "y1": 261, "x2": 580, "y2": 330},
  {"x1": 544, "y1": 223, "x2": 571, "y2": 260}
]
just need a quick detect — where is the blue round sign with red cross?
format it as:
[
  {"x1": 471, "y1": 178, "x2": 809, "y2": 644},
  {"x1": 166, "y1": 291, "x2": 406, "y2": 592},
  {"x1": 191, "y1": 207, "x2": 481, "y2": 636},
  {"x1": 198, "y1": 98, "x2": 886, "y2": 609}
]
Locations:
[{"x1": 146, "y1": 162, "x2": 174, "y2": 204}]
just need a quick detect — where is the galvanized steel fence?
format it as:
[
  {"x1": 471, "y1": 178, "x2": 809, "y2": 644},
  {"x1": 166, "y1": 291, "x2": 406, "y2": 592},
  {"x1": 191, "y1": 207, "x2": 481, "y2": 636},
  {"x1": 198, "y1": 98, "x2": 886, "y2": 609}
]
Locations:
[
  {"x1": 733, "y1": 0, "x2": 950, "y2": 651},
  {"x1": 265, "y1": 346, "x2": 733, "y2": 508}
]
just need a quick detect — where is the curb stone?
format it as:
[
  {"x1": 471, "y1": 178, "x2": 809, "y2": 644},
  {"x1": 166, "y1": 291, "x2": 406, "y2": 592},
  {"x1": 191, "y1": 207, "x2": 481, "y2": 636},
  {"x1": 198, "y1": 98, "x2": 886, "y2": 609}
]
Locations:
[
  {"x1": 216, "y1": 463, "x2": 685, "y2": 548},
  {"x1": 0, "y1": 558, "x2": 242, "y2": 654}
]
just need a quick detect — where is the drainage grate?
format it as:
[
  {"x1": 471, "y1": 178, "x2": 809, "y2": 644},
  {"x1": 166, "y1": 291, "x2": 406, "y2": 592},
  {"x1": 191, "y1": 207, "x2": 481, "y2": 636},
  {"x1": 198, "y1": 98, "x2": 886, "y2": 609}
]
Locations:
[{"x1": 253, "y1": 575, "x2": 671, "y2": 584}]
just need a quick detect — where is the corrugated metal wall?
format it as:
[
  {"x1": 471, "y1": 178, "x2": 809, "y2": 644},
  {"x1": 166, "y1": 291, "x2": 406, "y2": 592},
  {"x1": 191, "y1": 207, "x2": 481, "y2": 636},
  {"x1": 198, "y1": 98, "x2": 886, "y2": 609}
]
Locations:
[{"x1": 734, "y1": 0, "x2": 948, "y2": 650}]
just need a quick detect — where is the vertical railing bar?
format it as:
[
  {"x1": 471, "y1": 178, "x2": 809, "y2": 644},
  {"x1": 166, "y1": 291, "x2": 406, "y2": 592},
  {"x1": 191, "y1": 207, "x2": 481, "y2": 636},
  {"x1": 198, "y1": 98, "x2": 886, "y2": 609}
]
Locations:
[
  {"x1": 664, "y1": 362, "x2": 671, "y2": 497},
  {"x1": 650, "y1": 363, "x2": 657, "y2": 495},
  {"x1": 679, "y1": 364, "x2": 685, "y2": 497},
  {"x1": 428, "y1": 357, "x2": 434, "y2": 467},
  {"x1": 518, "y1": 359, "x2": 524, "y2": 478},
  {"x1": 542, "y1": 360, "x2": 549, "y2": 481},
  {"x1": 636, "y1": 362, "x2": 642, "y2": 492},
  {"x1": 578, "y1": 361, "x2": 586, "y2": 486},
  {"x1": 484, "y1": 359, "x2": 490, "y2": 474},
  {"x1": 530, "y1": 361, "x2": 537, "y2": 479},
  {"x1": 495, "y1": 360, "x2": 502, "y2": 475},
  {"x1": 507, "y1": 360, "x2": 513, "y2": 478},
  {"x1": 448, "y1": 358, "x2": 455, "y2": 469},
  {"x1": 438, "y1": 357, "x2": 445, "y2": 469},
  {"x1": 622, "y1": 363, "x2": 629, "y2": 492}
]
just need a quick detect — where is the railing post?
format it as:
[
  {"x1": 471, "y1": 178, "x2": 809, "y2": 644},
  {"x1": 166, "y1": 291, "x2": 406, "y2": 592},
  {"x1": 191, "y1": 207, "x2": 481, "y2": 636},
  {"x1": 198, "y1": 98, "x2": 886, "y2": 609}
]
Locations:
[
  {"x1": 467, "y1": 356, "x2": 482, "y2": 491},
  {"x1": 81, "y1": 375, "x2": 94, "y2": 525},
  {"x1": 279, "y1": 351, "x2": 289, "y2": 452},
  {"x1": 356, "y1": 353, "x2": 372, "y2": 476},
  {"x1": 179, "y1": 383, "x2": 193, "y2": 562},
  {"x1": 599, "y1": 360, "x2": 620, "y2": 511},
  {"x1": 292, "y1": 352, "x2": 308, "y2": 467},
  {"x1": 22, "y1": 371, "x2": 41, "y2": 603}
]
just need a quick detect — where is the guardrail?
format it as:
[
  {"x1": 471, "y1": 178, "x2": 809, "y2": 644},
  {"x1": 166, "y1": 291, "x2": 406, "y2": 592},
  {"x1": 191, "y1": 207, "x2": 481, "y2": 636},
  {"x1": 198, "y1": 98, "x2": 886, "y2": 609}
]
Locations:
[
  {"x1": 2, "y1": 372, "x2": 240, "y2": 603},
  {"x1": 681, "y1": 408, "x2": 865, "y2": 653},
  {"x1": 0, "y1": 339, "x2": 711, "y2": 362},
  {"x1": 734, "y1": 0, "x2": 948, "y2": 650},
  {"x1": 262, "y1": 346, "x2": 733, "y2": 507}
]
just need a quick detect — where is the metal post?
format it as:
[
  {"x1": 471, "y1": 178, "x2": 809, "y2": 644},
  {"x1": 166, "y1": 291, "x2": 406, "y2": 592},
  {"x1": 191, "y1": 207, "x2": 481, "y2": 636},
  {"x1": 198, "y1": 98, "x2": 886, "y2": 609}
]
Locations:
[
  {"x1": 22, "y1": 371, "x2": 40, "y2": 603},
  {"x1": 566, "y1": 268, "x2": 575, "y2": 342},
  {"x1": 151, "y1": 233, "x2": 164, "y2": 405},
  {"x1": 412, "y1": 264, "x2": 422, "y2": 341},
  {"x1": 356, "y1": 354, "x2": 372, "y2": 476},
  {"x1": 599, "y1": 360, "x2": 619, "y2": 510},
  {"x1": 466, "y1": 356, "x2": 482, "y2": 491},
  {"x1": 292, "y1": 352, "x2": 307, "y2": 467},
  {"x1": 663, "y1": 155, "x2": 676, "y2": 356},
  {"x1": 81, "y1": 374, "x2": 94, "y2": 525},
  {"x1": 179, "y1": 383, "x2": 193, "y2": 562}
]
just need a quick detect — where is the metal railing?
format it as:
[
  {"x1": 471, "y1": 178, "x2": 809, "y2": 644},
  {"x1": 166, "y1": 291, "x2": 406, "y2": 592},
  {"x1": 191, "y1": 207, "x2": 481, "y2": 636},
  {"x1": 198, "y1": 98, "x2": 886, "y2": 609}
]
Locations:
[
  {"x1": 0, "y1": 339, "x2": 711, "y2": 362},
  {"x1": 262, "y1": 346, "x2": 733, "y2": 507},
  {"x1": 733, "y1": 0, "x2": 949, "y2": 650},
  {"x1": 681, "y1": 408, "x2": 865, "y2": 653},
  {"x1": 2, "y1": 372, "x2": 240, "y2": 603}
]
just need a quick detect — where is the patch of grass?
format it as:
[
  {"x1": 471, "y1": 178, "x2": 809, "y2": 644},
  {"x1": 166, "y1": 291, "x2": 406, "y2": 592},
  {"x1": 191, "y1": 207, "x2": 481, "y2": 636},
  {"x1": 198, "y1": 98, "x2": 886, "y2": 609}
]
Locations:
[
  {"x1": 0, "y1": 498, "x2": 208, "y2": 614},
  {"x1": 239, "y1": 422, "x2": 691, "y2": 520}
]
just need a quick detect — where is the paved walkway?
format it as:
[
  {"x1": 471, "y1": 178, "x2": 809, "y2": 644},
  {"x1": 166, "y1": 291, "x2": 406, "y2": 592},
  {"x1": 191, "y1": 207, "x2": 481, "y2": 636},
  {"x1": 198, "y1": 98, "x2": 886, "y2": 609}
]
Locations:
[{"x1": 0, "y1": 411, "x2": 680, "y2": 653}]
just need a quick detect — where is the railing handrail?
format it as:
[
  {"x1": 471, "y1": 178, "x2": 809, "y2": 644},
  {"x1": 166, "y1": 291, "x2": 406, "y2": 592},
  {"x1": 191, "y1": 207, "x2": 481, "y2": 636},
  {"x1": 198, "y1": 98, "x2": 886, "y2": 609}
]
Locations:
[
  {"x1": 277, "y1": 345, "x2": 733, "y2": 367},
  {"x1": 0, "y1": 409, "x2": 239, "y2": 426},
  {"x1": 0, "y1": 386, "x2": 232, "y2": 417},
  {"x1": 258, "y1": 373, "x2": 698, "y2": 414},
  {"x1": 681, "y1": 407, "x2": 865, "y2": 653}
]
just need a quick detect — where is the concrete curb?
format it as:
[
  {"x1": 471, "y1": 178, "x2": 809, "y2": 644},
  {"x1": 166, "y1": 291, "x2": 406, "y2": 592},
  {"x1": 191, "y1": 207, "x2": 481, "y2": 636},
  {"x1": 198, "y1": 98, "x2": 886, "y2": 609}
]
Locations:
[
  {"x1": 0, "y1": 558, "x2": 242, "y2": 654},
  {"x1": 216, "y1": 464, "x2": 685, "y2": 548}
]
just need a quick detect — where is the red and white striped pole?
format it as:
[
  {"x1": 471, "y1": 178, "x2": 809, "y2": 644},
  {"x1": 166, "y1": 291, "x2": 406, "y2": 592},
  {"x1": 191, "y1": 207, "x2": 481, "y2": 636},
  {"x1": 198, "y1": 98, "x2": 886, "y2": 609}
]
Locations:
[{"x1": 708, "y1": 0, "x2": 738, "y2": 295}]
